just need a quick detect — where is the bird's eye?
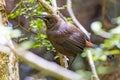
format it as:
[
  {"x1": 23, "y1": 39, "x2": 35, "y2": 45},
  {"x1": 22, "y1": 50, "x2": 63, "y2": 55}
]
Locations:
[
  {"x1": 50, "y1": 19, "x2": 53, "y2": 22},
  {"x1": 48, "y1": 18, "x2": 53, "y2": 23}
]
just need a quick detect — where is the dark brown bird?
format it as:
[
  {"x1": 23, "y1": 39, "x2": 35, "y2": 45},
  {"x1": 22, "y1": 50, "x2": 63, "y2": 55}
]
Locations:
[{"x1": 40, "y1": 15, "x2": 96, "y2": 57}]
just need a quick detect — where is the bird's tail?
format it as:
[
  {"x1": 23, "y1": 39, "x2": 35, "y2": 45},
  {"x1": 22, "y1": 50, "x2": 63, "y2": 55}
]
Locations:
[
  {"x1": 91, "y1": 44, "x2": 99, "y2": 48},
  {"x1": 85, "y1": 40, "x2": 98, "y2": 48},
  {"x1": 85, "y1": 40, "x2": 115, "y2": 61}
]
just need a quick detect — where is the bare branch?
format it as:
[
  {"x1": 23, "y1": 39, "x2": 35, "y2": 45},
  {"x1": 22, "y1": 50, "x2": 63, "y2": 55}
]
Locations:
[
  {"x1": 5, "y1": 45, "x2": 82, "y2": 80},
  {"x1": 0, "y1": 25, "x2": 81, "y2": 79},
  {"x1": 37, "y1": 0, "x2": 67, "y2": 21},
  {"x1": 66, "y1": 0, "x2": 90, "y2": 39},
  {"x1": 66, "y1": 0, "x2": 99, "y2": 79},
  {"x1": 37, "y1": 0, "x2": 55, "y2": 14},
  {"x1": 50, "y1": 0, "x2": 69, "y2": 68},
  {"x1": 50, "y1": 0, "x2": 57, "y2": 14},
  {"x1": 57, "y1": 53, "x2": 68, "y2": 68},
  {"x1": 87, "y1": 50, "x2": 100, "y2": 80}
]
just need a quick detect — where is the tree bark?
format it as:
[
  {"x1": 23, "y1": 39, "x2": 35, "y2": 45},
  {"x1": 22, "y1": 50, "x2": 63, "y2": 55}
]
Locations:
[{"x1": 0, "y1": 0, "x2": 19, "y2": 80}]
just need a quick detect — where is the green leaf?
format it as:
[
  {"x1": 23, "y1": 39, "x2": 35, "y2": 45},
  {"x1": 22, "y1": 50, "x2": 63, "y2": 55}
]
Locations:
[
  {"x1": 110, "y1": 50, "x2": 120, "y2": 55},
  {"x1": 18, "y1": 41, "x2": 34, "y2": 50},
  {"x1": 76, "y1": 70, "x2": 92, "y2": 80},
  {"x1": 54, "y1": 56, "x2": 59, "y2": 60},
  {"x1": 110, "y1": 26, "x2": 120, "y2": 34},
  {"x1": 114, "y1": 16, "x2": 120, "y2": 25},
  {"x1": 97, "y1": 66, "x2": 110, "y2": 75},
  {"x1": 10, "y1": 29, "x2": 21, "y2": 38},
  {"x1": 8, "y1": 13, "x2": 17, "y2": 19},
  {"x1": 91, "y1": 21, "x2": 103, "y2": 34},
  {"x1": 66, "y1": 17, "x2": 73, "y2": 24}
]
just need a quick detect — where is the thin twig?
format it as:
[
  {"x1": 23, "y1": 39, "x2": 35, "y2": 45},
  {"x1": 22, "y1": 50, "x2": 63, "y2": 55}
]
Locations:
[
  {"x1": 10, "y1": 1, "x2": 22, "y2": 13},
  {"x1": 57, "y1": 53, "x2": 68, "y2": 68},
  {"x1": 58, "y1": 11, "x2": 67, "y2": 21},
  {"x1": 50, "y1": 0, "x2": 57, "y2": 14},
  {"x1": 66, "y1": 0, "x2": 90, "y2": 39},
  {"x1": 50, "y1": 0, "x2": 68, "y2": 68},
  {"x1": 66, "y1": 0, "x2": 100, "y2": 80},
  {"x1": 19, "y1": 25, "x2": 37, "y2": 34},
  {"x1": 3, "y1": 44, "x2": 82, "y2": 80},
  {"x1": 0, "y1": 18, "x2": 81, "y2": 79},
  {"x1": 37, "y1": 0, "x2": 55, "y2": 14},
  {"x1": 87, "y1": 50, "x2": 100, "y2": 80}
]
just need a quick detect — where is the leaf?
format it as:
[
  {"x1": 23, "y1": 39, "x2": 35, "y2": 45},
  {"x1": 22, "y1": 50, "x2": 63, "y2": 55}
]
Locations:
[
  {"x1": 91, "y1": 21, "x2": 103, "y2": 34},
  {"x1": 10, "y1": 29, "x2": 21, "y2": 38},
  {"x1": 18, "y1": 41, "x2": 34, "y2": 50},
  {"x1": 97, "y1": 66, "x2": 110, "y2": 75},
  {"x1": 110, "y1": 26, "x2": 120, "y2": 34},
  {"x1": 76, "y1": 70, "x2": 92, "y2": 80}
]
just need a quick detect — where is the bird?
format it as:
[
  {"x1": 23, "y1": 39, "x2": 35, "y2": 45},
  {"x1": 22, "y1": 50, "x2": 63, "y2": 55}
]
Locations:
[{"x1": 39, "y1": 14, "x2": 96, "y2": 57}]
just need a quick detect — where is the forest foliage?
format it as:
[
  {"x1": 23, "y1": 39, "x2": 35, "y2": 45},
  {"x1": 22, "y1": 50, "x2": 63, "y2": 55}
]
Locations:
[{"x1": 5, "y1": 0, "x2": 120, "y2": 79}]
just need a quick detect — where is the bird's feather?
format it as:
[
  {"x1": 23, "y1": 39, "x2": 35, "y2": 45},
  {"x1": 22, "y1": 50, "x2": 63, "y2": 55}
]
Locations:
[{"x1": 42, "y1": 15, "x2": 94, "y2": 56}]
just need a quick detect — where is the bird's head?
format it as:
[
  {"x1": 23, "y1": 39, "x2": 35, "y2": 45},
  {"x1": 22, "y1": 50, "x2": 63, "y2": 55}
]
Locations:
[{"x1": 39, "y1": 15, "x2": 61, "y2": 29}]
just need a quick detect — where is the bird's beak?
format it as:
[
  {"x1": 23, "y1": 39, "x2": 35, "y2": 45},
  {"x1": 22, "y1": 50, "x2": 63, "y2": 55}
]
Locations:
[
  {"x1": 38, "y1": 16, "x2": 48, "y2": 22},
  {"x1": 38, "y1": 16, "x2": 45, "y2": 20}
]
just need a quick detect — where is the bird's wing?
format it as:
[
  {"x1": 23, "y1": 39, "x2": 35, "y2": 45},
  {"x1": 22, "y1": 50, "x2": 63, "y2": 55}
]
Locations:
[{"x1": 56, "y1": 25, "x2": 86, "y2": 54}]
